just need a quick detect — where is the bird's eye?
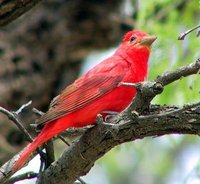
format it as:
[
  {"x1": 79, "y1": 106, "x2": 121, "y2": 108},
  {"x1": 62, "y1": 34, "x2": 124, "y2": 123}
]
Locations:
[{"x1": 130, "y1": 36, "x2": 136, "y2": 42}]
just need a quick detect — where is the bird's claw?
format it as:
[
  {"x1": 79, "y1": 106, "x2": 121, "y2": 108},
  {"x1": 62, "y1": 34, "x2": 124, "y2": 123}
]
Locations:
[
  {"x1": 96, "y1": 114, "x2": 104, "y2": 124},
  {"x1": 96, "y1": 114, "x2": 119, "y2": 139},
  {"x1": 101, "y1": 110, "x2": 119, "y2": 123},
  {"x1": 96, "y1": 114, "x2": 117, "y2": 126}
]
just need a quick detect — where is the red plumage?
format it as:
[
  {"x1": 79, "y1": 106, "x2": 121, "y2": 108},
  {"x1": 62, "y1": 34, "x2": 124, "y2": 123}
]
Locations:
[{"x1": 13, "y1": 30, "x2": 156, "y2": 171}]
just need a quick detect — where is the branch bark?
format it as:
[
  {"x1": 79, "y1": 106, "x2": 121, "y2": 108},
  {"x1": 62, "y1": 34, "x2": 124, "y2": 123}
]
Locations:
[
  {"x1": 0, "y1": 59, "x2": 199, "y2": 184},
  {"x1": 36, "y1": 59, "x2": 200, "y2": 184},
  {"x1": 0, "y1": 0, "x2": 42, "y2": 26},
  {"x1": 8, "y1": 171, "x2": 38, "y2": 183},
  {"x1": 38, "y1": 104, "x2": 200, "y2": 184}
]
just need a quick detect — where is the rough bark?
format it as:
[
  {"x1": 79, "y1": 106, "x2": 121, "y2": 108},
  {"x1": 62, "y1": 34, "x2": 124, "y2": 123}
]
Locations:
[
  {"x1": 0, "y1": 59, "x2": 199, "y2": 184},
  {"x1": 36, "y1": 59, "x2": 200, "y2": 184},
  {"x1": 37, "y1": 104, "x2": 200, "y2": 184},
  {"x1": 0, "y1": 0, "x2": 42, "y2": 26}
]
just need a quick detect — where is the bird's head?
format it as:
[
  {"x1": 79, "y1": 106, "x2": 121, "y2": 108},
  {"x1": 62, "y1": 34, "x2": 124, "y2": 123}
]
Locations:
[
  {"x1": 116, "y1": 30, "x2": 157, "y2": 65},
  {"x1": 122, "y1": 30, "x2": 157, "y2": 50}
]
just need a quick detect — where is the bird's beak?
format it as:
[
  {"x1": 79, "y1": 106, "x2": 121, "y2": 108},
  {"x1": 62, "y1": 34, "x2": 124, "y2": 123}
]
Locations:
[{"x1": 139, "y1": 36, "x2": 157, "y2": 47}]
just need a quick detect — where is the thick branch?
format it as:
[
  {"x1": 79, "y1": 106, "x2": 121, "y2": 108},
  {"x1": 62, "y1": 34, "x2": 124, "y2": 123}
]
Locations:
[
  {"x1": 156, "y1": 58, "x2": 200, "y2": 86},
  {"x1": 123, "y1": 58, "x2": 200, "y2": 115},
  {"x1": 0, "y1": 60, "x2": 199, "y2": 184},
  {"x1": 38, "y1": 104, "x2": 200, "y2": 184},
  {"x1": 36, "y1": 60, "x2": 200, "y2": 184},
  {"x1": 0, "y1": 0, "x2": 42, "y2": 26}
]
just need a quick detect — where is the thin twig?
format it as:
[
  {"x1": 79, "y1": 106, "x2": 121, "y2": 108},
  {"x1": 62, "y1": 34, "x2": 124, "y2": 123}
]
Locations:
[
  {"x1": 32, "y1": 108, "x2": 45, "y2": 116},
  {"x1": 120, "y1": 82, "x2": 139, "y2": 88},
  {"x1": 8, "y1": 171, "x2": 38, "y2": 184},
  {"x1": 57, "y1": 135, "x2": 71, "y2": 146},
  {"x1": 77, "y1": 177, "x2": 87, "y2": 184},
  {"x1": 15, "y1": 101, "x2": 32, "y2": 114},
  {"x1": 0, "y1": 106, "x2": 33, "y2": 142},
  {"x1": 178, "y1": 24, "x2": 200, "y2": 40}
]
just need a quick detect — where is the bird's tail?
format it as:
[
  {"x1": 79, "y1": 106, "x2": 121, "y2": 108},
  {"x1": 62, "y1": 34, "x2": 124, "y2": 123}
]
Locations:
[{"x1": 13, "y1": 118, "x2": 72, "y2": 171}]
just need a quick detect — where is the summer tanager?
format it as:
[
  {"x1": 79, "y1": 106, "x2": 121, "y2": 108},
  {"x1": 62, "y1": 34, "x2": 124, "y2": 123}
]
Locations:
[{"x1": 13, "y1": 30, "x2": 156, "y2": 171}]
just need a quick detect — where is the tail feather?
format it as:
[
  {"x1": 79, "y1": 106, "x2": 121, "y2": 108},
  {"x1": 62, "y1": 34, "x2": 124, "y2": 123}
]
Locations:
[
  {"x1": 13, "y1": 119, "x2": 69, "y2": 171},
  {"x1": 13, "y1": 115, "x2": 75, "y2": 171},
  {"x1": 13, "y1": 129, "x2": 49, "y2": 171}
]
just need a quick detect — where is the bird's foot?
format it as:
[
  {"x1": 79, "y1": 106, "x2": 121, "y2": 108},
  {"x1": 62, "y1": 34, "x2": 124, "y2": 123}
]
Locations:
[
  {"x1": 102, "y1": 111, "x2": 119, "y2": 124},
  {"x1": 96, "y1": 114, "x2": 119, "y2": 140},
  {"x1": 96, "y1": 114, "x2": 116, "y2": 126}
]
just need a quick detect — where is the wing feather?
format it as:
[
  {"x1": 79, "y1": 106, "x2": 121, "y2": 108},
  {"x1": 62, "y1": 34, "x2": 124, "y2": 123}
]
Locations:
[{"x1": 36, "y1": 75, "x2": 122, "y2": 127}]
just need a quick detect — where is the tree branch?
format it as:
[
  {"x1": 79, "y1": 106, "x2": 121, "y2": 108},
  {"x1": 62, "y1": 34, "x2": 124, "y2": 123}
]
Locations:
[
  {"x1": 0, "y1": 0, "x2": 42, "y2": 27},
  {"x1": 0, "y1": 102, "x2": 33, "y2": 142},
  {"x1": 156, "y1": 58, "x2": 200, "y2": 86},
  {"x1": 8, "y1": 171, "x2": 38, "y2": 184},
  {"x1": 0, "y1": 59, "x2": 199, "y2": 184},
  {"x1": 178, "y1": 24, "x2": 200, "y2": 40},
  {"x1": 36, "y1": 59, "x2": 200, "y2": 184},
  {"x1": 37, "y1": 104, "x2": 200, "y2": 184}
]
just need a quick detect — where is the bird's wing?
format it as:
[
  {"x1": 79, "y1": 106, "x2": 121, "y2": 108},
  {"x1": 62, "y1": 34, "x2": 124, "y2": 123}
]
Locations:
[{"x1": 36, "y1": 73, "x2": 124, "y2": 127}]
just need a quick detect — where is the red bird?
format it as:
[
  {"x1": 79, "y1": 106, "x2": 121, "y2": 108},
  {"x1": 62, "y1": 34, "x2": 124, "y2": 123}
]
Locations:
[{"x1": 13, "y1": 30, "x2": 156, "y2": 171}]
